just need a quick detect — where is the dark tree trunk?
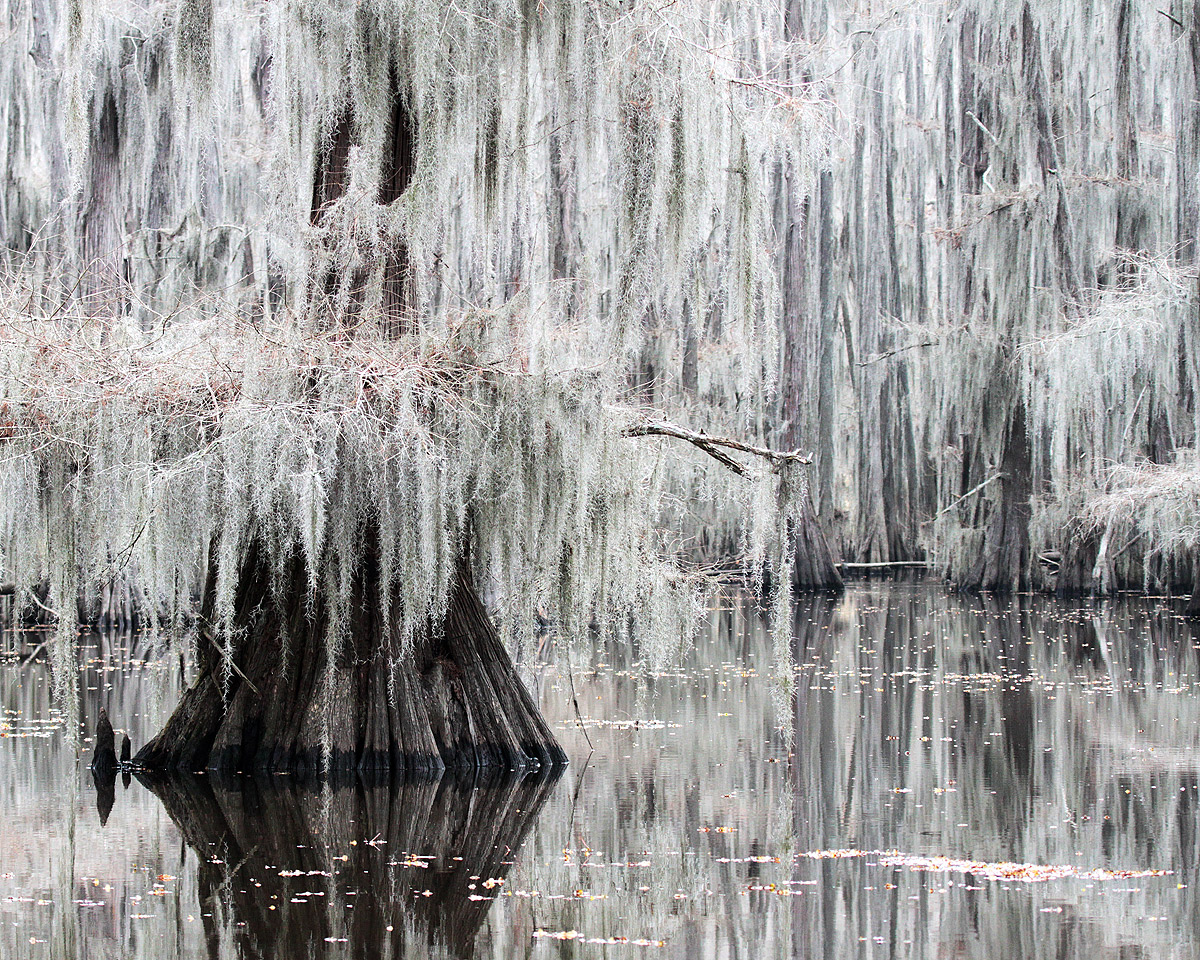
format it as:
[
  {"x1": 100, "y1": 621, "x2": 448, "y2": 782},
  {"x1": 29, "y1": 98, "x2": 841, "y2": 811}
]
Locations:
[
  {"x1": 1054, "y1": 532, "x2": 1099, "y2": 597},
  {"x1": 774, "y1": 1, "x2": 843, "y2": 593},
  {"x1": 136, "y1": 541, "x2": 566, "y2": 778},
  {"x1": 1187, "y1": 561, "x2": 1200, "y2": 618},
  {"x1": 790, "y1": 493, "x2": 843, "y2": 592},
  {"x1": 82, "y1": 90, "x2": 127, "y2": 319},
  {"x1": 961, "y1": 404, "x2": 1032, "y2": 593},
  {"x1": 145, "y1": 769, "x2": 559, "y2": 959},
  {"x1": 379, "y1": 78, "x2": 416, "y2": 336}
]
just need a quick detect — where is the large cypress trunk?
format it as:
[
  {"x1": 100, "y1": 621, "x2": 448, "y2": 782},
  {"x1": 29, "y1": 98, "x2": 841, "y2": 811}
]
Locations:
[{"x1": 136, "y1": 541, "x2": 566, "y2": 777}]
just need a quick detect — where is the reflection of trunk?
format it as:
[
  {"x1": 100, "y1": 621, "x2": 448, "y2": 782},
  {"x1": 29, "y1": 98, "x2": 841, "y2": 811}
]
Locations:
[
  {"x1": 962, "y1": 404, "x2": 1031, "y2": 592},
  {"x1": 789, "y1": 593, "x2": 841, "y2": 848},
  {"x1": 136, "y1": 540, "x2": 566, "y2": 777},
  {"x1": 91, "y1": 767, "x2": 116, "y2": 826},
  {"x1": 146, "y1": 769, "x2": 559, "y2": 959}
]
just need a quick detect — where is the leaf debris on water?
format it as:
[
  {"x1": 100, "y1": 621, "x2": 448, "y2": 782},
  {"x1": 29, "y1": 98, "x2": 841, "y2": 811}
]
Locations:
[
  {"x1": 533, "y1": 929, "x2": 666, "y2": 946},
  {"x1": 797, "y1": 849, "x2": 1169, "y2": 883}
]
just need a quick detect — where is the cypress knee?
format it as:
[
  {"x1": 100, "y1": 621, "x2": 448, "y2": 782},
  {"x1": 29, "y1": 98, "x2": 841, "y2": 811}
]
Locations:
[{"x1": 91, "y1": 707, "x2": 117, "y2": 776}]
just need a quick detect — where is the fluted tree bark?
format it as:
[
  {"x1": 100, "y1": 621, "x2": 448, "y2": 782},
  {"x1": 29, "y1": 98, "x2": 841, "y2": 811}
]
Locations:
[{"x1": 137, "y1": 537, "x2": 565, "y2": 777}]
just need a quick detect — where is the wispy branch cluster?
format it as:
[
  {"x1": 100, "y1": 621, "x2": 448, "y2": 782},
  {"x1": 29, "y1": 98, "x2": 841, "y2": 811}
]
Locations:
[{"x1": 1086, "y1": 456, "x2": 1200, "y2": 565}]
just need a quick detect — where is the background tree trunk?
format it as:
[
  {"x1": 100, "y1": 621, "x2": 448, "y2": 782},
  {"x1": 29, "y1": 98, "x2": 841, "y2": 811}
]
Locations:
[
  {"x1": 777, "y1": 0, "x2": 843, "y2": 593},
  {"x1": 790, "y1": 494, "x2": 843, "y2": 593},
  {"x1": 1053, "y1": 532, "x2": 1099, "y2": 597},
  {"x1": 962, "y1": 404, "x2": 1032, "y2": 592},
  {"x1": 1187, "y1": 556, "x2": 1200, "y2": 618},
  {"x1": 136, "y1": 541, "x2": 566, "y2": 778}
]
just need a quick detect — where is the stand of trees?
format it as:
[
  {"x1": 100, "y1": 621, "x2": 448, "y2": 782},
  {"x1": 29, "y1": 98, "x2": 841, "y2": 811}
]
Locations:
[
  {"x1": 797, "y1": 0, "x2": 1200, "y2": 595},
  {"x1": 2, "y1": 0, "x2": 1199, "y2": 775},
  {"x1": 1, "y1": 0, "x2": 826, "y2": 774}
]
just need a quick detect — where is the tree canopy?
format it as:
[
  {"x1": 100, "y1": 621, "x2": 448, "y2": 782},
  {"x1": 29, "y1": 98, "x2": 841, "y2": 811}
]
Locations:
[{"x1": 0, "y1": 0, "x2": 826, "y2": 728}]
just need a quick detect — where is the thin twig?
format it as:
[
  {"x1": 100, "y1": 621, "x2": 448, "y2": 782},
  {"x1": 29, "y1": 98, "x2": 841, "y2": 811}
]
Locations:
[
  {"x1": 199, "y1": 622, "x2": 261, "y2": 696},
  {"x1": 565, "y1": 750, "x2": 592, "y2": 847},
  {"x1": 26, "y1": 590, "x2": 63, "y2": 620},
  {"x1": 564, "y1": 646, "x2": 593, "y2": 752},
  {"x1": 857, "y1": 340, "x2": 937, "y2": 366},
  {"x1": 924, "y1": 473, "x2": 1005, "y2": 524},
  {"x1": 20, "y1": 640, "x2": 46, "y2": 667},
  {"x1": 966, "y1": 110, "x2": 999, "y2": 145},
  {"x1": 1159, "y1": 8, "x2": 1185, "y2": 29}
]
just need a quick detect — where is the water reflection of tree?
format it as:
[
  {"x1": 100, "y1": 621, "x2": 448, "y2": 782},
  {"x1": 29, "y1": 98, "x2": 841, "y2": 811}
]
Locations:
[
  {"x1": 790, "y1": 586, "x2": 1200, "y2": 958},
  {"x1": 146, "y1": 771, "x2": 558, "y2": 959},
  {"x1": 518, "y1": 597, "x2": 796, "y2": 955}
]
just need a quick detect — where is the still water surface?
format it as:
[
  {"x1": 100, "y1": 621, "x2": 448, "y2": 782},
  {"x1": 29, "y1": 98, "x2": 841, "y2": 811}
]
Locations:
[{"x1": 2, "y1": 584, "x2": 1199, "y2": 958}]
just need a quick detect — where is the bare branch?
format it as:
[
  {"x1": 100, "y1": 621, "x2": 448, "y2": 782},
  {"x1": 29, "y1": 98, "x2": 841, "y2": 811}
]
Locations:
[
  {"x1": 1159, "y1": 8, "x2": 1185, "y2": 29},
  {"x1": 622, "y1": 420, "x2": 812, "y2": 475},
  {"x1": 924, "y1": 473, "x2": 1005, "y2": 524},
  {"x1": 857, "y1": 340, "x2": 937, "y2": 367},
  {"x1": 198, "y1": 621, "x2": 262, "y2": 697},
  {"x1": 836, "y1": 561, "x2": 931, "y2": 570}
]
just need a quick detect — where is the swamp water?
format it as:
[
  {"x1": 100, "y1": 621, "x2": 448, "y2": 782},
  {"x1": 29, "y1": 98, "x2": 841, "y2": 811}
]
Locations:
[{"x1": 1, "y1": 583, "x2": 1199, "y2": 959}]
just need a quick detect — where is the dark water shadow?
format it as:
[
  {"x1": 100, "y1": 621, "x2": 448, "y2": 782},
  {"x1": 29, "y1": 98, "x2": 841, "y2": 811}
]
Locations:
[
  {"x1": 138, "y1": 768, "x2": 562, "y2": 959},
  {"x1": 91, "y1": 765, "x2": 116, "y2": 826}
]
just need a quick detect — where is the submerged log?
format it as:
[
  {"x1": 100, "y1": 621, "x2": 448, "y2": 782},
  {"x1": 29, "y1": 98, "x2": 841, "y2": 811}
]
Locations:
[
  {"x1": 836, "y1": 560, "x2": 930, "y2": 570},
  {"x1": 136, "y1": 540, "x2": 566, "y2": 778}
]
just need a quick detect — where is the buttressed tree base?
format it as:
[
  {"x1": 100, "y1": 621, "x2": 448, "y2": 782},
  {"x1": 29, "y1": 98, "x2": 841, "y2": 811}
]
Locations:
[{"x1": 137, "y1": 542, "x2": 565, "y2": 776}]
